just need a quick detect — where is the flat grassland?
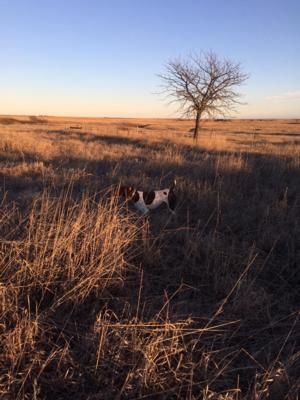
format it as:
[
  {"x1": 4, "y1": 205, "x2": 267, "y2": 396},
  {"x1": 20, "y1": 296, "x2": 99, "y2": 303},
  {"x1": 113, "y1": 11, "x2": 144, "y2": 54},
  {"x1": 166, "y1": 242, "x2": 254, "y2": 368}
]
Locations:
[{"x1": 0, "y1": 116, "x2": 300, "y2": 399}]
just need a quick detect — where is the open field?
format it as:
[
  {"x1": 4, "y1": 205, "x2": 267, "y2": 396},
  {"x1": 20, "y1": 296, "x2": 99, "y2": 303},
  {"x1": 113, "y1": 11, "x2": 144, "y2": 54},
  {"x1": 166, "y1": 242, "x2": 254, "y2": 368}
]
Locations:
[{"x1": 0, "y1": 115, "x2": 300, "y2": 399}]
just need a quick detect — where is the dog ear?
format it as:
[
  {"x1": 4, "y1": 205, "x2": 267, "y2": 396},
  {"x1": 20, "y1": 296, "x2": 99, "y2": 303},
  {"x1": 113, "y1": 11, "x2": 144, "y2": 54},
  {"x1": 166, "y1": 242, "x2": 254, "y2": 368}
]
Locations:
[{"x1": 120, "y1": 186, "x2": 135, "y2": 198}]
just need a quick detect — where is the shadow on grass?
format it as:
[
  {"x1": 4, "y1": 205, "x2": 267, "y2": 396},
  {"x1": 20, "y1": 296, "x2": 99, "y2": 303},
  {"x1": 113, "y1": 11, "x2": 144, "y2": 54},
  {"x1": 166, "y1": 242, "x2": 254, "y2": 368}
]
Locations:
[
  {"x1": 1, "y1": 131, "x2": 299, "y2": 294},
  {"x1": 1, "y1": 130, "x2": 299, "y2": 207},
  {"x1": 231, "y1": 130, "x2": 300, "y2": 138},
  {"x1": 1, "y1": 130, "x2": 300, "y2": 398},
  {"x1": 0, "y1": 116, "x2": 48, "y2": 125}
]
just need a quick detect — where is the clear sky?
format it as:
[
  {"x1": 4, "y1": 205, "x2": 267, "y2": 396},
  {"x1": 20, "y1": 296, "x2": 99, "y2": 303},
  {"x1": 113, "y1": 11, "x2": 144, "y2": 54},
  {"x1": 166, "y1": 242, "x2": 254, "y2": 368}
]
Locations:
[{"x1": 1, "y1": 0, "x2": 299, "y2": 118}]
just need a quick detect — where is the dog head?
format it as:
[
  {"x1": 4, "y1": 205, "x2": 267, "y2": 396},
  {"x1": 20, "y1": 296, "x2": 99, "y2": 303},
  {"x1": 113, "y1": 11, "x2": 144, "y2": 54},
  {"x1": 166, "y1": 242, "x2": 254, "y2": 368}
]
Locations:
[{"x1": 119, "y1": 185, "x2": 136, "y2": 199}]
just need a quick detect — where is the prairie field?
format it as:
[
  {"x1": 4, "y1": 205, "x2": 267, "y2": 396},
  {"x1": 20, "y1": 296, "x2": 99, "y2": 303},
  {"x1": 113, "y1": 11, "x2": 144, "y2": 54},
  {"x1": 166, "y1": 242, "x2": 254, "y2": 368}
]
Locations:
[{"x1": 0, "y1": 115, "x2": 300, "y2": 399}]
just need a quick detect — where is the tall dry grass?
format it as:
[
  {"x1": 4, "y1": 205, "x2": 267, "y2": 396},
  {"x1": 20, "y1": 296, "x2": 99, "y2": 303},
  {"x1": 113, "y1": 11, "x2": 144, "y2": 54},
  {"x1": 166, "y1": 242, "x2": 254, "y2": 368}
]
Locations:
[{"x1": 0, "y1": 116, "x2": 299, "y2": 399}]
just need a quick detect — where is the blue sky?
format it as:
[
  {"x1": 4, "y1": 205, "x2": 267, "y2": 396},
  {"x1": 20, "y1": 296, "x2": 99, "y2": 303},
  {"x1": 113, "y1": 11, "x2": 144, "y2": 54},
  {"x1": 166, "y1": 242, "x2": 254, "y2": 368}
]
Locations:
[{"x1": 0, "y1": 0, "x2": 299, "y2": 118}]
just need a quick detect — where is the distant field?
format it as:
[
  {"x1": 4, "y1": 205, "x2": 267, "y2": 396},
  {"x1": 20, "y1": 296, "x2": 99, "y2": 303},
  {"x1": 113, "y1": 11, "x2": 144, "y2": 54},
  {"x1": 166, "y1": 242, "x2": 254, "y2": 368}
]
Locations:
[{"x1": 0, "y1": 115, "x2": 299, "y2": 399}]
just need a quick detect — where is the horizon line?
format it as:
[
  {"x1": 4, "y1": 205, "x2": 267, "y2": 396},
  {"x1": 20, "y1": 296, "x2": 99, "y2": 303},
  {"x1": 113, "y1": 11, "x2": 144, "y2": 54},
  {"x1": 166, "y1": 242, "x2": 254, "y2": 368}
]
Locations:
[{"x1": 1, "y1": 113, "x2": 299, "y2": 121}]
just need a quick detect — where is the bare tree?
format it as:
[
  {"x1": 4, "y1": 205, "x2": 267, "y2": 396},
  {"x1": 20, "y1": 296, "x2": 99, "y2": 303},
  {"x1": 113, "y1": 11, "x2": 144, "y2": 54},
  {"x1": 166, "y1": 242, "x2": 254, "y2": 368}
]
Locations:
[{"x1": 159, "y1": 51, "x2": 248, "y2": 140}]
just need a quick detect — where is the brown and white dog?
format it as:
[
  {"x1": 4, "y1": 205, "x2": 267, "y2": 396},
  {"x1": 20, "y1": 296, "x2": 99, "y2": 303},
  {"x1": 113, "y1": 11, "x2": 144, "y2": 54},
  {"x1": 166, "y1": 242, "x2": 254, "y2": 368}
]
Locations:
[{"x1": 119, "y1": 180, "x2": 177, "y2": 215}]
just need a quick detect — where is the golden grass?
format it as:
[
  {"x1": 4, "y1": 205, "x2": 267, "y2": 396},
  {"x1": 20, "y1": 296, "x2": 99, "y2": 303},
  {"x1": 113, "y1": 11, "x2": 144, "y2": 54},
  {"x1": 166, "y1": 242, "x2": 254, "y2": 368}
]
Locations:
[{"x1": 0, "y1": 115, "x2": 300, "y2": 399}]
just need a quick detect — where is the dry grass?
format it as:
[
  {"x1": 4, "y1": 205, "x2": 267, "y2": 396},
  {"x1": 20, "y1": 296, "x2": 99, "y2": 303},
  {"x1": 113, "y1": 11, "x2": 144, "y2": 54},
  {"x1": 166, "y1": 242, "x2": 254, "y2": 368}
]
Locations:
[{"x1": 0, "y1": 115, "x2": 300, "y2": 399}]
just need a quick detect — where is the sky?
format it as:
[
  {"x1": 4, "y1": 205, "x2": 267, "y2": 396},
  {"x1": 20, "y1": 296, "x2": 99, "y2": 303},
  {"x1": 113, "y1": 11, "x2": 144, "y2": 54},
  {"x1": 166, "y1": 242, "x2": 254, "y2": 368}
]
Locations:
[{"x1": 0, "y1": 0, "x2": 299, "y2": 118}]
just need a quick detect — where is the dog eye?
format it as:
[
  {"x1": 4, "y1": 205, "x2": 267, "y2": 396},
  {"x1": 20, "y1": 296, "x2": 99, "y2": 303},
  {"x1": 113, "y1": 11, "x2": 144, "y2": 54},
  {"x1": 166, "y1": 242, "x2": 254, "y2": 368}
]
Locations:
[{"x1": 163, "y1": 192, "x2": 167, "y2": 195}]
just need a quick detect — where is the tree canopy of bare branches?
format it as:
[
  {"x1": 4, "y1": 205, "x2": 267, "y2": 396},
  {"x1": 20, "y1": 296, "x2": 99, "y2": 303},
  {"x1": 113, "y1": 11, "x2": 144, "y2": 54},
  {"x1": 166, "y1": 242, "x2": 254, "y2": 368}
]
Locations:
[{"x1": 159, "y1": 51, "x2": 248, "y2": 140}]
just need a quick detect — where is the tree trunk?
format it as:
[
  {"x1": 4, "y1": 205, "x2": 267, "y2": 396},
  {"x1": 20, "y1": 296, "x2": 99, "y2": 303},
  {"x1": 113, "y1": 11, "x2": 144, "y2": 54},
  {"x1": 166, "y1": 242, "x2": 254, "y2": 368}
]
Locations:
[{"x1": 193, "y1": 111, "x2": 201, "y2": 140}]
